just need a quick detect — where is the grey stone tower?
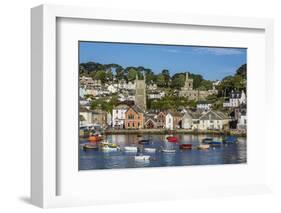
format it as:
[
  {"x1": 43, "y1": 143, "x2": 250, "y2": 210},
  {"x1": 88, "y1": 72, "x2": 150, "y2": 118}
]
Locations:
[{"x1": 135, "y1": 73, "x2": 147, "y2": 111}]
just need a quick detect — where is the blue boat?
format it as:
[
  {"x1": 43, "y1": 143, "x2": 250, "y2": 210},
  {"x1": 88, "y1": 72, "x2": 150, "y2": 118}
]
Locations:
[
  {"x1": 202, "y1": 137, "x2": 213, "y2": 144},
  {"x1": 209, "y1": 141, "x2": 222, "y2": 146},
  {"x1": 223, "y1": 136, "x2": 238, "y2": 144}
]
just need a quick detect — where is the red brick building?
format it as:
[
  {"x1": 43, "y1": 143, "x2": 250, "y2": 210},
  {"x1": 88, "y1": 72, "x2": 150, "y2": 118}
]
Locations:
[{"x1": 124, "y1": 105, "x2": 144, "y2": 129}]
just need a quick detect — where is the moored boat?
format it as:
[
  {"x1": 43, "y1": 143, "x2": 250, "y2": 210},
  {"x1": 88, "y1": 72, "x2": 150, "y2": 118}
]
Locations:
[
  {"x1": 209, "y1": 141, "x2": 222, "y2": 146},
  {"x1": 88, "y1": 134, "x2": 103, "y2": 142},
  {"x1": 179, "y1": 144, "x2": 192, "y2": 150},
  {"x1": 101, "y1": 146, "x2": 119, "y2": 152},
  {"x1": 134, "y1": 155, "x2": 150, "y2": 161},
  {"x1": 180, "y1": 143, "x2": 192, "y2": 149},
  {"x1": 202, "y1": 137, "x2": 213, "y2": 144},
  {"x1": 161, "y1": 148, "x2": 176, "y2": 153},
  {"x1": 223, "y1": 136, "x2": 238, "y2": 144},
  {"x1": 138, "y1": 139, "x2": 150, "y2": 145},
  {"x1": 197, "y1": 144, "x2": 210, "y2": 150},
  {"x1": 100, "y1": 141, "x2": 119, "y2": 151},
  {"x1": 82, "y1": 143, "x2": 99, "y2": 151},
  {"x1": 124, "y1": 146, "x2": 138, "y2": 152},
  {"x1": 143, "y1": 148, "x2": 157, "y2": 153},
  {"x1": 166, "y1": 136, "x2": 178, "y2": 143}
]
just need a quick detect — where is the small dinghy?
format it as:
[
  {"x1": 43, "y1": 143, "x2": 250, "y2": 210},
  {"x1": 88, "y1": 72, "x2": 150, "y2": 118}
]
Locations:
[
  {"x1": 138, "y1": 139, "x2": 150, "y2": 145},
  {"x1": 197, "y1": 144, "x2": 210, "y2": 150},
  {"x1": 100, "y1": 141, "x2": 119, "y2": 152},
  {"x1": 143, "y1": 148, "x2": 156, "y2": 153},
  {"x1": 124, "y1": 146, "x2": 138, "y2": 152},
  {"x1": 82, "y1": 144, "x2": 99, "y2": 151},
  {"x1": 135, "y1": 155, "x2": 150, "y2": 161},
  {"x1": 179, "y1": 144, "x2": 192, "y2": 150}
]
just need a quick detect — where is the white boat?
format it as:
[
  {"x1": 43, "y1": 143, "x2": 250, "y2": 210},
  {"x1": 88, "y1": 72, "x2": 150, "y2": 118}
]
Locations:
[
  {"x1": 161, "y1": 148, "x2": 176, "y2": 153},
  {"x1": 144, "y1": 148, "x2": 156, "y2": 153},
  {"x1": 134, "y1": 155, "x2": 150, "y2": 161},
  {"x1": 197, "y1": 144, "x2": 210, "y2": 150},
  {"x1": 101, "y1": 146, "x2": 119, "y2": 152},
  {"x1": 124, "y1": 146, "x2": 138, "y2": 152}
]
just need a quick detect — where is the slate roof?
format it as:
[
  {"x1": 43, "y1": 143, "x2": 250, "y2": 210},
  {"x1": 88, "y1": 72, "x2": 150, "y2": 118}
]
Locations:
[{"x1": 199, "y1": 110, "x2": 228, "y2": 120}]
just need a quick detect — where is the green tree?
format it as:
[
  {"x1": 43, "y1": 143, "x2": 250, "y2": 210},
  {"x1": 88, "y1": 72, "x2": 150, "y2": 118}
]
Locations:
[
  {"x1": 94, "y1": 70, "x2": 107, "y2": 83},
  {"x1": 162, "y1": 69, "x2": 170, "y2": 87},
  {"x1": 171, "y1": 73, "x2": 185, "y2": 89},
  {"x1": 127, "y1": 68, "x2": 138, "y2": 81},
  {"x1": 156, "y1": 74, "x2": 166, "y2": 87}
]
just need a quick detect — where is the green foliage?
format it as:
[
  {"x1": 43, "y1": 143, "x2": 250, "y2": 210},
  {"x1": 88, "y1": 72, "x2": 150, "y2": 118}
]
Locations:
[
  {"x1": 199, "y1": 80, "x2": 213, "y2": 90},
  {"x1": 127, "y1": 68, "x2": 138, "y2": 81},
  {"x1": 189, "y1": 73, "x2": 203, "y2": 89},
  {"x1": 90, "y1": 95, "x2": 119, "y2": 113},
  {"x1": 171, "y1": 73, "x2": 185, "y2": 89},
  {"x1": 156, "y1": 74, "x2": 166, "y2": 87}
]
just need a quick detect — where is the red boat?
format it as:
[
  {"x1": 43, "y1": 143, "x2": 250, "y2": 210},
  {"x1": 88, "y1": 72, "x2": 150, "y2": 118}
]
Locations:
[
  {"x1": 179, "y1": 144, "x2": 192, "y2": 150},
  {"x1": 88, "y1": 134, "x2": 102, "y2": 143},
  {"x1": 166, "y1": 136, "x2": 178, "y2": 143}
]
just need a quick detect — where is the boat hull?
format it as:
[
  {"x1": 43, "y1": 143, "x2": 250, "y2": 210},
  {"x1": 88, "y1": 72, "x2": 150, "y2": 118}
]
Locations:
[
  {"x1": 179, "y1": 144, "x2": 192, "y2": 149},
  {"x1": 135, "y1": 156, "x2": 150, "y2": 161},
  {"x1": 143, "y1": 148, "x2": 156, "y2": 153},
  {"x1": 124, "y1": 146, "x2": 138, "y2": 152}
]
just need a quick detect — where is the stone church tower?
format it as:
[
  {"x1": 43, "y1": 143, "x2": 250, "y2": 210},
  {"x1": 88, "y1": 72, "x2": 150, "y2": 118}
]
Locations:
[
  {"x1": 135, "y1": 74, "x2": 147, "y2": 111},
  {"x1": 184, "y1": 72, "x2": 193, "y2": 90}
]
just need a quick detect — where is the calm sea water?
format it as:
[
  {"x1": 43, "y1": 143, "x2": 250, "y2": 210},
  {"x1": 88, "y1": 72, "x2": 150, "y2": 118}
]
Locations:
[{"x1": 79, "y1": 134, "x2": 247, "y2": 170}]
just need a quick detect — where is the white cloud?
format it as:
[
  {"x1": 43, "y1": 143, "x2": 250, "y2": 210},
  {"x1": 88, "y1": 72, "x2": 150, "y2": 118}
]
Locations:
[{"x1": 193, "y1": 47, "x2": 244, "y2": 56}]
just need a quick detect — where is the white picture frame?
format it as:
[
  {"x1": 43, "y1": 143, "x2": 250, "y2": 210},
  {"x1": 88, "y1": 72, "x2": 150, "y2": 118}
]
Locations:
[{"x1": 31, "y1": 4, "x2": 274, "y2": 208}]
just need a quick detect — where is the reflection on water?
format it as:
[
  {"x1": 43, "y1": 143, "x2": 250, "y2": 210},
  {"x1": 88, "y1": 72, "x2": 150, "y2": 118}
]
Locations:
[{"x1": 79, "y1": 134, "x2": 247, "y2": 170}]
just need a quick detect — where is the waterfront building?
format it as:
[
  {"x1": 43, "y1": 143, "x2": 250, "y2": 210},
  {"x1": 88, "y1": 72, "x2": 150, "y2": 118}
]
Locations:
[
  {"x1": 165, "y1": 111, "x2": 182, "y2": 130},
  {"x1": 223, "y1": 90, "x2": 246, "y2": 108},
  {"x1": 237, "y1": 111, "x2": 247, "y2": 129},
  {"x1": 181, "y1": 111, "x2": 194, "y2": 129},
  {"x1": 91, "y1": 109, "x2": 108, "y2": 128},
  {"x1": 124, "y1": 105, "x2": 144, "y2": 129},
  {"x1": 135, "y1": 74, "x2": 147, "y2": 111},
  {"x1": 79, "y1": 107, "x2": 93, "y2": 125},
  {"x1": 156, "y1": 111, "x2": 166, "y2": 128},
  {"x1": 144, "y1": 117, "x2": 157, "y2": 129},
  {"x1": 198, "y1": 110, "x2": 229, "y2": 130},
  {"x1": 112, "y1": 104, "x2": 129, "y2": 128}
]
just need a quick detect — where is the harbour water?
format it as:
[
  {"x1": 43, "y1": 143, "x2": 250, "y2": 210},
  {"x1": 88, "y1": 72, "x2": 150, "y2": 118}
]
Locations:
[{"x1": 79, "y1": 134, "x2": 247, "y2": 170}]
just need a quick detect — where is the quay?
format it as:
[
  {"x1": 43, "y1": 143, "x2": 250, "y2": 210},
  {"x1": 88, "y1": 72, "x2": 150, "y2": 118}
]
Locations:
[{"x1": 104, "y1": 128, "x2": 246, "y2": 137}]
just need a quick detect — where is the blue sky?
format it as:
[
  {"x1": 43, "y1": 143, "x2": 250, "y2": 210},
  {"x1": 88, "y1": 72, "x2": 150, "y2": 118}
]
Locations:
[{"x1": 79, "y1": 41, "x2": 247, "y2": 80}]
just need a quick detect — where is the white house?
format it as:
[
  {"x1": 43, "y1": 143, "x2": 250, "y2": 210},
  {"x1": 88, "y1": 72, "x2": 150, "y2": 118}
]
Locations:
[
  {"x1": 237, "y1": 111, "x2": 247, "y2": 129},
  {"x1": 198, "y1": 110, "x2": 229, "y2": 130},
  {"x1": 165, "y1": 113, "x2": 174, "y2": 130},
  {"x1": 196, "y1": 101, "x2": 212, "y2": 111},
  {"x1": 112, "y1": 104, "x2": 129, "y2": 128},
  {"x1": 107, "y1": 84, "x2": 117, "y2": 93},
  {"x1": 223, "y1": 90, "x2": 246, "y2": 108},
  {"x1": 147, "y1": 91, "x2": 165, "y2": 100},
  {"x1": 181, "y1": 111, "x2": 193, "y2": 129}
]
